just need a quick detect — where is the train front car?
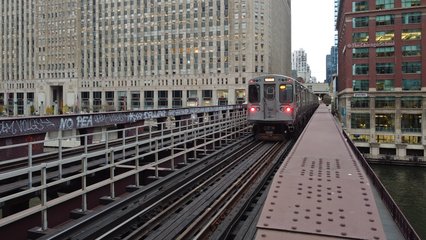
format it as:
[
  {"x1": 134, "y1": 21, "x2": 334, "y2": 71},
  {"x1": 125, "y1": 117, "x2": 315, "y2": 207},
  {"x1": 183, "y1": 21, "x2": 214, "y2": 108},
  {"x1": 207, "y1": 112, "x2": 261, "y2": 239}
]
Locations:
[{"x1": 247, "y1": 75, "x2": 297, "y2": 140}]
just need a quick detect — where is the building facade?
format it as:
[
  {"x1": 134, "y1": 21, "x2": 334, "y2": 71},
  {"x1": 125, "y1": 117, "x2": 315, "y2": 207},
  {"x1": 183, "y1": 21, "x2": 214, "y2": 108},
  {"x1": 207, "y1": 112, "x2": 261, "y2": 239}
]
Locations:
[
  {"x1": 291, "y1": 48, "x2": 312, "y2": 82},
  {"x1": 326, "y1": 46, "x2": 338, "y2": 84},
  {"x1": 336, "y1": 0, "x2": 426, "y2": 160},
  {"x1": 0, "y1": 0, "x2": 292, "y2": 116}
]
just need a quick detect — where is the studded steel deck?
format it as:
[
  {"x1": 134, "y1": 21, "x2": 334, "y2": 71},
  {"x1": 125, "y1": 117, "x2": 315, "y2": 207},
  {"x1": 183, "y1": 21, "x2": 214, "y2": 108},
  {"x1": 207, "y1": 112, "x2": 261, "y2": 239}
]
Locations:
[{"x1": 256, "y1": 105, "x2": 386, "y2": 240}]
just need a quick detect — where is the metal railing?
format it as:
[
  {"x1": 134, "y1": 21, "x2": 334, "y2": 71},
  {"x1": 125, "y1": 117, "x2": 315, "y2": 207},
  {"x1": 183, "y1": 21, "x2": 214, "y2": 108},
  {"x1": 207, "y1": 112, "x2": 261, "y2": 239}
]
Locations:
[
  {"x1": 0, "y1": 109, "x2": 250, "y2": 231},
  {"x1": 343, "y1": 130, "x2": 421, "y2": 240}
]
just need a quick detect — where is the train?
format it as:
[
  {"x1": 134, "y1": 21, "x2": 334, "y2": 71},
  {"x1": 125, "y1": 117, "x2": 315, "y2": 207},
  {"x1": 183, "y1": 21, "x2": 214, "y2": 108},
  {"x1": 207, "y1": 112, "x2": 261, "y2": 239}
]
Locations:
[{"x1": 247, "y1": 74, "x2": 319, "y2": 140}]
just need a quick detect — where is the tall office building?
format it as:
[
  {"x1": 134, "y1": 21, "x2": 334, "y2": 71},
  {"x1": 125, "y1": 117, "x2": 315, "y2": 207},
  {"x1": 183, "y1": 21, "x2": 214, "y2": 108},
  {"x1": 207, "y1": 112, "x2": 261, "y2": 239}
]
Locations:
[
  {"x1": 326, "y1": 46, "x2": 338, "y2": 84},
  {"x1": 292, "y1": 48, "x2": 311, "y2": 83},
  {"x1": 336, "y1": 0, "x2": 426, "y2": 160},
  {"x1": 0, "y1": 0, "x2": 292, "y2": 115}
]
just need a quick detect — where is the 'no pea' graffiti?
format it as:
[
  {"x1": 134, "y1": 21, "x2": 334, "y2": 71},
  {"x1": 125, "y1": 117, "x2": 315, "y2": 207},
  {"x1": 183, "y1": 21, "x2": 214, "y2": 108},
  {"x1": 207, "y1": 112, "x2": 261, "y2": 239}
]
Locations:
[{"x1": 0, "y1": 105, "x2": 242, "y2": 138}]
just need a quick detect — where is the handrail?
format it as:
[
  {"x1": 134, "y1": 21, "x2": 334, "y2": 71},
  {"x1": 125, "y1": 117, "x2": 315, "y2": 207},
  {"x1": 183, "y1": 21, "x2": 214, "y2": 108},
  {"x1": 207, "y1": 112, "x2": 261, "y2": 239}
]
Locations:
[
  {"x1": 0, "y1": 109, "x2": 250, "y2": 230},
  {"x1": 342, "y1": 130, "x2": 421, "y2": 240}
]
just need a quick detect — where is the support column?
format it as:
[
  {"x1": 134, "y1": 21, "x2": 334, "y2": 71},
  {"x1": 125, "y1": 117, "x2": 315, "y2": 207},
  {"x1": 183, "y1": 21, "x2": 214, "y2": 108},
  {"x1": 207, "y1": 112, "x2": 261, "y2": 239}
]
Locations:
[
  {"x1": 395, "y1": 143, "x2": 407, "y2": 160},
  {"x1": 370, "y1": 142, "x2": 380, "y2": 159}
]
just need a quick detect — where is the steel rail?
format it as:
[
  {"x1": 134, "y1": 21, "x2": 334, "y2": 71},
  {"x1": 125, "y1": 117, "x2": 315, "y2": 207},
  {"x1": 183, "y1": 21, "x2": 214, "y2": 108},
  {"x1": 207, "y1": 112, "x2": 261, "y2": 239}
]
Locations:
[
  {"x1": 36, "y1": 136, "x2": 253, "y2": 240},
  {"x1": 178, "y1": 142, "x2": 287, "y2": 239},
  {"x1": 96, "y1": 141, "x2": 264, "y2": 240}
]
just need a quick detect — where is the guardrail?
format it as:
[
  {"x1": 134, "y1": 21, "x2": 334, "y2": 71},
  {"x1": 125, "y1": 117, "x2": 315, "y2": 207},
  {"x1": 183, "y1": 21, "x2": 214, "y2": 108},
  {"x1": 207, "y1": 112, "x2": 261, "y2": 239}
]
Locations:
[
  {"x1": 0, "y1": 109, "x2": 250, "y2": 234},
  {"x1": 342, "y1": 130, "x2": 421, "y2": 240}
]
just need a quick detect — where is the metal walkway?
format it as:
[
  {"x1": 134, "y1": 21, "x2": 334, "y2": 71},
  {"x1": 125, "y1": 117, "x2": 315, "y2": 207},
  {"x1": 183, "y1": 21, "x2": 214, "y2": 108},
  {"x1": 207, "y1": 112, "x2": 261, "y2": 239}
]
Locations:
[{"x1": 256, "y1": 104, "x2": 419, "y2": 240}]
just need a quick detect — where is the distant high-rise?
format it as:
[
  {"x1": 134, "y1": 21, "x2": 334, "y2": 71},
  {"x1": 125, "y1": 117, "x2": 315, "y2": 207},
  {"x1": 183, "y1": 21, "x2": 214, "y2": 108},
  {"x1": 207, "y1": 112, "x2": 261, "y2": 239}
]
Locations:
[
  {"x1": 292, "y1": 48, "x2": 311, "y2": 83},
  {"x1": 0, "y1": 0, "x2": 292, "y2": 115},
  {"x1": 325, "y1": 46, "x2": 338, "y2": 84},
  {"x1": 336, "y1": 0, "x2": 426, "y2": 161}
]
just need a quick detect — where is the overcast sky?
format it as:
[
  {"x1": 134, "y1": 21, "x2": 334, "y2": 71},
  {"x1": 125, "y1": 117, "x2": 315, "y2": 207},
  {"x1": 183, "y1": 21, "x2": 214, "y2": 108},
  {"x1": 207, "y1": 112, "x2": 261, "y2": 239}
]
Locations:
[{"x1": 291, "y1": 0, "x2": 336, "y2": 82}]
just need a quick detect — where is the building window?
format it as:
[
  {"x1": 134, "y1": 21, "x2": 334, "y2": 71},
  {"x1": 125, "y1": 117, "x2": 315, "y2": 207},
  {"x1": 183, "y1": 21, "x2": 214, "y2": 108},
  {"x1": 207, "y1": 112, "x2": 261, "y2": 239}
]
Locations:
[
  {"x1": 401, "y1": 114, "x2": 422, "y2": 133},
  {"x1": 217, "y1": 90, "x2": 228, "y2": 106},
  {"x1": 353, "y1": 17, "x2": 369, "y2": 28},
  {"x1": 172, "y1": 90, "x2": 182, "y2": 108},
  {"x1": 158, "y1": 91, "x2": 168, "y2": 109},
  {"x1": 401, "y1": 96, "x2": 422, "y2": 108},
  {"x1": 81, "y1": 92, "x2": 90, "y2": 110},
  {"x1": 353, "y1": 79, "x2": 369, "y2": 91},
  {"x1": 202, "y1": 90, "x2": 212, "y2": 99},
  {"x1": 351, "y1": 97, "x2": 369, "y2": 108},
  {"x1": 376, "y1": 63, "x2": 394, "y2": 74},
  {"x1": 402, "y1": 136, "x2": 421, "y2": 145},
  {"x1": 402, "y1": 79, "x2": 421, "y2": 90},
  {"x1": 351, "y1": 113, "x2": 370, "y2": 129},
  {"x1": 402, "y1": 29, "x2": 421, "y2": 40},
  {"x1": 352, "y1": 32, "x2": 369, "y2": 42},
  {"x1": 351, "y1": 134, "x2": 370, "y2": 143},
  {"x1": 187, "y1": 90, "x2": 198, "y2": 99},
  {"x1": 105, "y1": 91, "x2": 115, "y2": 111},
  {"x1": 376, "y1": 15, "x2": 394, "y2": 25},
  {"x1": 375, "y1": 113, "x2": 395, "y2": 132},
  {"x1": 402, "y1": 45, "x2": 421, "y2": 56},
  {"x1": 376, "y1": 47, "x2": 394, "y2": 57},
  {"x1": 376, "y1": 135, "x2": 395, "y2": 143},
  {"x1": 131, "y1": 92, "x2": 140, "y2": 110},
  {"x1": 376, "y1": 31, "x2": 394, "y2": 42},
  {"x1": 118, "y1": 92, "x2": 127, "y2": 111},
  {"x1": 375, "y1": 96, "x2": 395, "y2": 108},
  {"x1": 402, "y1": 12, "x2": 421, "y2": 24},
  {"x1": 376, "y1": 0, "x2": 394, "y2": 9},
  {"x1": 402, "y1": 62, "x2": 421, "y2": 73},
  {"x1": 144, "y1": 90, "x2": 154, "y2": 109},
  {"x1": 402, "y1": 0, "x2": 421, "y2": 7},
  {"x1": 352, "y1": 64, "x2": 369, "y2": 75},
  {"x1": 93, "y1": 92, "x2": 102, "y2": 112},
  {"x1": 376, "y1": 79, "x2": 394, "y2": 91},
  {"x1": 353, "y1": 48, "x2": 369, "y2": 58},
  {"x1": 353, "y1": 1, "x2": 369, "y2": 12}
]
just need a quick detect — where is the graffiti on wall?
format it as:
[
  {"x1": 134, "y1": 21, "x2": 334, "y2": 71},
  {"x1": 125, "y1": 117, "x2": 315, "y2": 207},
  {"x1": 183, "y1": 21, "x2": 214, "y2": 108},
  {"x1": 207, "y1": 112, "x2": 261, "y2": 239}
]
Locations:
[{"x1": 0, "y1": 105, "x2": 242, "y2": 138}]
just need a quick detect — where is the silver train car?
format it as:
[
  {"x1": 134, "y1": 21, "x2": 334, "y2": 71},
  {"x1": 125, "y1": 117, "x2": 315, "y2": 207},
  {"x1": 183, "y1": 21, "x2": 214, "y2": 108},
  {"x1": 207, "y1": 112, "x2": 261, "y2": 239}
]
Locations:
[{"x1": 247, "y1": 74, "x2": 318, "y2": 140}]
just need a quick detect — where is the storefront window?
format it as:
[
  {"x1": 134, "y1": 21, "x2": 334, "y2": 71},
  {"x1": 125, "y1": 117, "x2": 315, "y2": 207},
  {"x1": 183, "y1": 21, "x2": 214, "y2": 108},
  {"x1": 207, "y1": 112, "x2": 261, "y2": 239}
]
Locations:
[
  {"x1": 401, "y1": 114, "x2": 422, "y2": 133},
  {"x1": 351, "y1": 134, "x2": 370, "y2": 142},
  {"x1": 375, "y1": 114, "x2": 395, "y2": 132},
  {"x1": 376, "y1": 135, "x2": 395, "y2": 143},
  {"x1": 401, "y1": 96, "x2": 422, "y2": 108},
  {"x1": 351, "y1": 97, "x2": 369, "y2": 108},
  {"x1": 375, "y1": 96, "x2": 395, "y2": 108},
  {"x1": 351, "y1": 113, "x2": 370, "y2": 129}
]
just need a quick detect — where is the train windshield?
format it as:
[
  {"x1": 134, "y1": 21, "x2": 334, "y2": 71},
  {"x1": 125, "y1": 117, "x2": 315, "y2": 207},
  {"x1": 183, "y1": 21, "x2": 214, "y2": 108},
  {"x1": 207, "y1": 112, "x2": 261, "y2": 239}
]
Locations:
[
  {"x1": 265, "y1": 85, "x2": 275, "y2": 100},
  {"x1": 279, "y1": 84, "x2": 293, "y2": 103},
  {"x1": 248, "y1": 85, "x2": 260, "y2": 103}
]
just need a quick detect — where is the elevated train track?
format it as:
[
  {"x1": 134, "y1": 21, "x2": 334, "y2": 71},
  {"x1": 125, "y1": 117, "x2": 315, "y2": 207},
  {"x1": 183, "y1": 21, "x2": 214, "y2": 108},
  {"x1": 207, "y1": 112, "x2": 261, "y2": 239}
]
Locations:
[
  {"x1": 45, "y1": 140, "x2": 292, "y2": 240},
  {"x1": 0, "y1": 104, "x2": 420, "y2": 240},
  {"x1": 0, "y1": 109, "x2": 251, "y2": 240}
]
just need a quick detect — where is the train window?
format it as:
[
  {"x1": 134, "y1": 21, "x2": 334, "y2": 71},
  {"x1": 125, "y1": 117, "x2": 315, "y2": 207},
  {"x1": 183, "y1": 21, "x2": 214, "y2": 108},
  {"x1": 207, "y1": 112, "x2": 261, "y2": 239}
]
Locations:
[
  {"x1": 279, "y1": 84, "x2": 293, "y2": 103},
  {"x1": 248, "y1": 85, "x2": 260, "y2": 103},
  {"x1": 265, "y1": 85, "x2": 275, "y2": 100}
]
